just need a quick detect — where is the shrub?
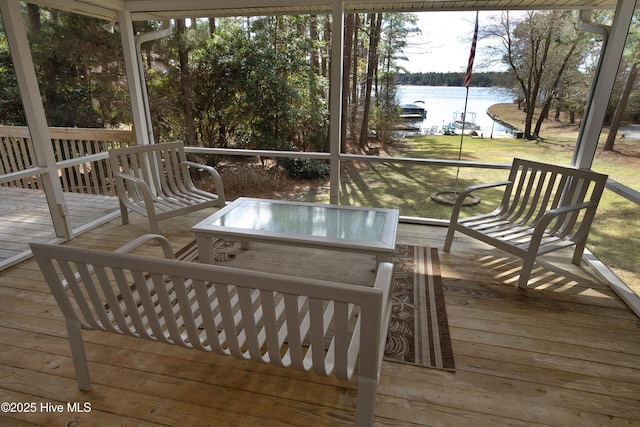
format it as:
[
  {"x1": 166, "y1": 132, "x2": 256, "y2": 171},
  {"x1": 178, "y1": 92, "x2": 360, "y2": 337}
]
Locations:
[{"x1": 279, "y1": 158, "x2": 330, "y2": 180}]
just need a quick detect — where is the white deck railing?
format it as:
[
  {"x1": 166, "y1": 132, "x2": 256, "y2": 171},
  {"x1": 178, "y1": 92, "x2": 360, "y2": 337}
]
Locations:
[
  {"x1": 0, "y1": 126, "x2": 134, "y2": 195},
  {"x1": 1, "y1": 126, "x2": 638, "y2": 208}
]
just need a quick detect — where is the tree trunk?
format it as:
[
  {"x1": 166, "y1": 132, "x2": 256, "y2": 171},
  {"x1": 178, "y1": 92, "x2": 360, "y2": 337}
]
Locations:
[
  {"x1": 533, "y1": 41, "x2": 578, "y2": 137},
  {"x1": 350, "y1": 14, "x2": 360, "y2": 144},
  {"x1": 605, "y1": 62, "x2": 638, "y2": 151},
  {"x1": 176, "y1": 19, "x2": 197, "y2": 146},
  {"x1": 523, "y1": 99, "x2": 536, "y2": 139},
  {"x1": 322, "y1": 19, "x2": 330, "y2": 77},
  {"x1": 359, "y1": 13, "x2": 382, "y2": 149},
  {"x1": 27, "y1": 4, "x2": 41, "y2": 31},
  {"x1": 310, "y1": 16, "x2": 320, "y2": 73},
  {"x1": 341, "y1": 14, "x2": 354, "y2": 153}
]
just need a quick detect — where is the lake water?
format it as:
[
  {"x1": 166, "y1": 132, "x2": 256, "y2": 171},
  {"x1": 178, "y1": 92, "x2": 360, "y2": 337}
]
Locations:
[{"x1": 398, "y1": 85, "x2": 515, "y2": 134}]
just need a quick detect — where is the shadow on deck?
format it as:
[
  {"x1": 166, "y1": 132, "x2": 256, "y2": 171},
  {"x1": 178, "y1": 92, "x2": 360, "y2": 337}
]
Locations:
[{"x1": 1, "y1": 208, "x2": 639, "y2": 425}]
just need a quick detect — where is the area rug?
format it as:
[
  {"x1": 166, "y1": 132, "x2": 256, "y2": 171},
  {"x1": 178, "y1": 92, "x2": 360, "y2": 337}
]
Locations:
[{"x1": 175, "y1": 240, "x2": 455, "y2": 371}]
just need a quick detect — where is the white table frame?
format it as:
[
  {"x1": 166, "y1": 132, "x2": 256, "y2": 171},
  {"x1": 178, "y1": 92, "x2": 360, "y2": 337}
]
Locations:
[{"x1": 192, "y1": 198, "x2": 399, "y2": 265}]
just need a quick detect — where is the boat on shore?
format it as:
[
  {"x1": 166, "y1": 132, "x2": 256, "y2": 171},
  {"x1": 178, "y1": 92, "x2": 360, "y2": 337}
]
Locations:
[
  {"x1": 442, "y1": 111, "x2": 481, "y2": 135},
  {"x1": 400, "y1": 101, "x2": 427, "y2": 119}
]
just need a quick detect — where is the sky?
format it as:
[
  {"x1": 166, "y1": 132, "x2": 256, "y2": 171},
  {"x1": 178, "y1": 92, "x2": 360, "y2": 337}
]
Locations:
[{"x1": 398, "y1": 11, "x2": 506, "y2": 74}]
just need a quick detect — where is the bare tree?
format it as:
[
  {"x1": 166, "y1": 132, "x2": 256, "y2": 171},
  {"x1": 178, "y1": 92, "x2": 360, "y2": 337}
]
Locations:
[
  {"x1": 533, "y1": 17, "x2": 585, "y2": 137},
  {"x1": 487, "y1": 11, "x2": 586, "y2": 139},
  {"x1": 605, "y1": 62, "x2": 638, "y2": 151},
  {"x1": 604, "y1": 11, "x2": 640, "y2": 151}
]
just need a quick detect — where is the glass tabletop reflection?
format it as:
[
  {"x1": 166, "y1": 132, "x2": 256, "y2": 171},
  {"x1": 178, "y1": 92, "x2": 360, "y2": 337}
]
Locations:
[{"x1": 209, "y1": 199, "x2": 388, "y2": 243}]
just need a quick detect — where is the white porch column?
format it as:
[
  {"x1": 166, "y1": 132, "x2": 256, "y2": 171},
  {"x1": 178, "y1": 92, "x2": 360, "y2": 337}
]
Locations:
[
  {"x1": 573, "y1": 0, "x2": 637, "y2": 169},
  {"x1": 118, "y1": 10, "x2": 152, "y2": 145},
  {"x1": 328, "y1": 1, "x2": 345, "y2": 204},
  {"x1": 0, "y1": 0, "x2": 72, "y2": 239}
]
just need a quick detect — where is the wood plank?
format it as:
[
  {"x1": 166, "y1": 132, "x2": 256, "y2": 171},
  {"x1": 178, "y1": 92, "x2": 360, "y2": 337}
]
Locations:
[
  {"x1": 0, "y1": 388, "x2": 155, "y2": 427},
  {"x1": 453, "y1": 342, "x2": 640, "y2": 399},
  {"x1": 0, "y1": 187, "x2": 119, "y2": 264},
  {"x1": 0, "y1": 340, "x2": 355, "y2": 426},
  {"x1": 378, "y1": 361, "x2": 640, "y2": 426},
  {"x1": 1, "y1": 217, "x2": 640, "y2": 426}
]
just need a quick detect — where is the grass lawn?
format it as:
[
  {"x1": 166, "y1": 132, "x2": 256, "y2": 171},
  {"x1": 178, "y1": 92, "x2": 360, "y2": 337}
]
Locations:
[
  {"x1": 215, "y1": 103, "x2": 639, "y2": 294},
  {"x1": 339, "y1": 104, "x2": 640, "y2": 294}
]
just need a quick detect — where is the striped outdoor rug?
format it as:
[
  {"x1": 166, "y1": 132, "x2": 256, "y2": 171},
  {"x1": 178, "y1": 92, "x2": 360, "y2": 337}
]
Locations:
[
  {"x1": 387, "y1": 245, "x2": 455, "y2": 371},
  {"x1": 175, "y1": 240, "x2": 455, "y2": 371}
]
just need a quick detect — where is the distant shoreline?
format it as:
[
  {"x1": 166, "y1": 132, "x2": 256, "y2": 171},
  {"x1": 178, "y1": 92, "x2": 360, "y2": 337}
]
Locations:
[{"x1": 397, "y1": 71, "x2": 510, "y2": 88}]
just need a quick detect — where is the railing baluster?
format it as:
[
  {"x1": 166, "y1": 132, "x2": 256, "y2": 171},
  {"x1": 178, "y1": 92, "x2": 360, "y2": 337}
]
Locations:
[{"x1": 0, "y1": 126, "x2": 134, "y2": 195}]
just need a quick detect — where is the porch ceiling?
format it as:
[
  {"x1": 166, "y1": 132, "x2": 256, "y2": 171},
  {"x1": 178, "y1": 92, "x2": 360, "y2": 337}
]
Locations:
[{"x1": 31, "y1": 0, "x2": 624, "y2": 21}]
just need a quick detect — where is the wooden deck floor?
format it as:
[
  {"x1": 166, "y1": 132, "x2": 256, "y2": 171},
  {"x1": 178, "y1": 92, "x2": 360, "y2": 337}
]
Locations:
[
  {"x1": 1, "y1": 209, "x2": 639, "y2": 426},
  {"x1": 0, "y1": 187, "x2": 120, "y2": 265}
]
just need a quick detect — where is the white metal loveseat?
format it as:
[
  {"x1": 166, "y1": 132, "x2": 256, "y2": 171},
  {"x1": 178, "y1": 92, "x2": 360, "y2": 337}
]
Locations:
[
  {"x1": 30, "y1": 235, "x2": 394, "y2": 426},
  {"x1": 444, "y1": 158, "x2": 608, "y2": 288},
  {"x1": 109, "y1": 142, "x2": 225, "y2": 233}
]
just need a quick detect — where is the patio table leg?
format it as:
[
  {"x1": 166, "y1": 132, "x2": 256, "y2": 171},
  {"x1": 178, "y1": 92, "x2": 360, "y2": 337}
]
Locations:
[{"x1": 196, "y1": 234, "x2": 214, "y2": 264}]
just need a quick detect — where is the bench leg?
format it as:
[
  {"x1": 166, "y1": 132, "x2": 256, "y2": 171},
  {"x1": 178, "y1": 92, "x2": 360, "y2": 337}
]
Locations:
[
  {"x1": 443, "y1": 225, "x2": 456, "y2": 252},
  {"x1": 119, "y1": 202, "x2": 129, "y2": 225},
  {"x1": 572, "y1": 241, "x2": 586, "y2": 265},
  {"x1": 65, "y1": 319, "x2": 92, "y2": 391},
  {"x1": 147, "y1": 212, "x2": 161, "y2": 234},
  {"x1": 517, "y1": 256, "x2": 536, "y2": 289},
  {"x1": 148, "y1": 220, "x2": 160, "y2": 234},
  {"x1": 355, "y1": 377, "x2": 377, "y2": 427}
]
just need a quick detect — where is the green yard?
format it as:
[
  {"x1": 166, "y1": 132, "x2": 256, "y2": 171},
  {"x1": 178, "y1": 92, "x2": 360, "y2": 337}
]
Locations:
[
  {"x1": 214, "y1": 105, "x2": 639, "y2": 293},
  {"x1": 340, "y1": 130, "x2": 640, "y2": 294}
]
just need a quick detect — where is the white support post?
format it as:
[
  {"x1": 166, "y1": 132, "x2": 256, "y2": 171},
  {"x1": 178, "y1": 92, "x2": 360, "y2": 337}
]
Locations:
[
  {"x1": 328, "y1": 1, "x2": 345, "y2": 204},
  {"x1": 572, "y1": 0, "x2": 637, "y2": 169},
  {"x1": 118, "y1": 11, "x2": 152, "y2": 145},
  {"x1": 0, "y1": 0, "x2": 72, "y2": 240}
]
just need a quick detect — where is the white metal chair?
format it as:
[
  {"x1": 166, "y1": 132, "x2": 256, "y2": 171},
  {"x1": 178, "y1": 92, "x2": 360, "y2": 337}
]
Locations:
[
  {"x1": 444, "y1": 158, "x2": 608, "y2": 288},
  {"x1": 109, "y1": 141, "x2": 225, "y2": 233}
]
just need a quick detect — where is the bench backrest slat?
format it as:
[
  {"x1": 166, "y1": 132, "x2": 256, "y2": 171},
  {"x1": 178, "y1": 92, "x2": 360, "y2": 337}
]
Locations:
[
  {"x1": 31, "y1": 242, "x2": 390, "y2": 383},
  {"x1": 502, "y1": 158, "x2": 607, "y2": 238},
  {"x1": 109, "y1": 141, "x2": 194, "y2": 199}
]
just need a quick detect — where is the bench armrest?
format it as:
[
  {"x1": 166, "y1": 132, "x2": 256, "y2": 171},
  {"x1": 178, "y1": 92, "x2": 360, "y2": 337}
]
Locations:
[
  {"x1": 58, "y1": 234, "x2": 176, "y2": 290},
  {"x1": 530, "y1": 201, "x2": 595, "y2": 249},
  {"x1": 183, "y1": 160, "x2": 226, "y2": 201},
  {"x1": 543, "y1": 201, "x2": 593, "y2": 220},
  {"x1": 113, "y1": 171, "x2": 161, "y2": 217},
  {"x1": 536, "y1": 201, "x2": 593, "y2": 229},
  {"x1": 114, "y1": 234, "x2": 176, "y2": 259},
  {"x1": 460, "y1": 180, "x2": 511, "y2": 196},
  {"x1": 113, "y1": 171, "x2": 156, "y2": 199},
  {"x1": 450, "y1": 180, "x2": 512, "y2": 222},
  {"x1": 114, "y1": 170, "x2": 147, "y2": 187}
]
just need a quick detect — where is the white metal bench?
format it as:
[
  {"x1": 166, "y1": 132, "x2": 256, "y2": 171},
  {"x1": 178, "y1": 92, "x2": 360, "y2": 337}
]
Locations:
[
  {"x1": 109, "y1": 142, "x2": 225, "y2": 233},
  {"x1": 444, "y1": 158, "x2": 608, "y2": 288},
  {"x1": 30, "y1": 235, "x2": 394, "y2": 426}
]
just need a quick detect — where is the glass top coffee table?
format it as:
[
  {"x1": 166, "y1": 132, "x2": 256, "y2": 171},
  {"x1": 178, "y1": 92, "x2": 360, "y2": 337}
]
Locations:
[{"x1": 192, "y1": 197, "x2": 399, "y2": 265}]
